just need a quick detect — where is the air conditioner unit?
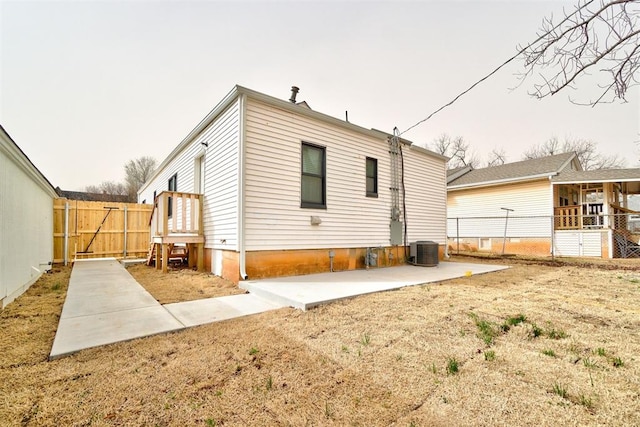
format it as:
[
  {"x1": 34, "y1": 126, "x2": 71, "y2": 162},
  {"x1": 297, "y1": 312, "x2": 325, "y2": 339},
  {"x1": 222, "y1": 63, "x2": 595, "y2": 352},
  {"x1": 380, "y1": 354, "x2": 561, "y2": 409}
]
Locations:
[{"x1": 410, "y1": 241, "x2": 439, "y2": 267}]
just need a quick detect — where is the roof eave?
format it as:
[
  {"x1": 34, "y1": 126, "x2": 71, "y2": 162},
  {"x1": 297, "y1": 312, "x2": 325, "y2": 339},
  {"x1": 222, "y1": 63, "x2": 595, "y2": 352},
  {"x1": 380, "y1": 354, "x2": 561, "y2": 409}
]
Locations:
[
  {"x1": 0, "y1": 125, "x2": 58, "y2": 198},
  {"x1": 140, "y1": 85, "x2": 399, "y2": 194},
  {"x1": 448, "y1": 173, "x2": 554, "y2": 191},
  {"x1": 408, "y1": 144, "x2": 449, "y2": 162},
  {"x1": 553, "y1": 177, "x2": 640, "y2": 185},
  {"x1": 139, "y1": 85, "x2": 242, "y2": 194},
  {"x1": 559, "y1": 152, "x2": 582, "y2": 172},
  {"x1": 240, "y1": 86, "x2": 391, "y2": 140}
]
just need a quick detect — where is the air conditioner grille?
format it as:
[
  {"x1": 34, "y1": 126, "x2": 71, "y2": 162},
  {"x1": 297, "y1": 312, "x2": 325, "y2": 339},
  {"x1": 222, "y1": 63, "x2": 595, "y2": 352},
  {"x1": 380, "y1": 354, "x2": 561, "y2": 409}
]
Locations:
[{"x1": 410, "y1": 241, "x2": 439, "y2": 267}]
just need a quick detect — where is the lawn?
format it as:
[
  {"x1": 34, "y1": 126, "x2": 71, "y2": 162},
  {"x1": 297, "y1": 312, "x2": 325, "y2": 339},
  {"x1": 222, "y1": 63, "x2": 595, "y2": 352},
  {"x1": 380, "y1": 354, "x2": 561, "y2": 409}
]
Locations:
[{"x1": 1, "y1": 258, "x2": 639, "y2": 426}]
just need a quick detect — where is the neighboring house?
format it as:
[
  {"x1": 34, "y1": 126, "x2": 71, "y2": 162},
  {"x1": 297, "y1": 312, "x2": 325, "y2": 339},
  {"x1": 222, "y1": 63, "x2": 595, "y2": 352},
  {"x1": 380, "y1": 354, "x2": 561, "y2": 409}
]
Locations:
[
  {"x1": 55, "y1": 187, "x2": 131, "y2": 203},
  {"x1": 139, "y1": 85, "x2": 448, "y2": 281},
  {"x1": 0, "y1": 125, "x2": 58, "y2": 308},
  {"x1": 447, "y1": 152, "x2": 640, "y2": 258}
]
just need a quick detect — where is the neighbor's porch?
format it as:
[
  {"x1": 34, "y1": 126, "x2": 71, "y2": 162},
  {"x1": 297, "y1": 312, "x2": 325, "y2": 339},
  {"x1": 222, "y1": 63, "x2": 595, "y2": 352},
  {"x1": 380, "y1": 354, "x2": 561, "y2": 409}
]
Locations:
[
  {"x1": 148, "y1": 191, "x2": 205, "y2": 272},
  {"x1": 553, "y1": 181, "x2": 640, "y2": 258}
]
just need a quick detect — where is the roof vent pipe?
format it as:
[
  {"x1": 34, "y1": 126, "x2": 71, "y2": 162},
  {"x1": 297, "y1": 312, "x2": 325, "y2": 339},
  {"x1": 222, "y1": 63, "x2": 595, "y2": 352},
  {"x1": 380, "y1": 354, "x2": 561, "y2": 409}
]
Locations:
[{"x1": 289, "y1": 86, "x2": 299, "y2": 103}]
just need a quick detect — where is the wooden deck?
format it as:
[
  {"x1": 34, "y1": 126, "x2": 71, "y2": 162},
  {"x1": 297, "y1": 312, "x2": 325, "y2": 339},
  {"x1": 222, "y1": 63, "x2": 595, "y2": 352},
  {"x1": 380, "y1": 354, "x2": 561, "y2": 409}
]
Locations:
[{"x1": 149, "y1": 191, "x2": 204, "y2": 272}]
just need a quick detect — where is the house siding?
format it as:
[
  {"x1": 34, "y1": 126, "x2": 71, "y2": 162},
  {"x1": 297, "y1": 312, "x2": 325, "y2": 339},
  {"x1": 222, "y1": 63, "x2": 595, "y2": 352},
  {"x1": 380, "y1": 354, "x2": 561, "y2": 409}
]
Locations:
[
  {"x1": 139, "y1": 100, "x2": 240, "y2": 251},
  {"x1": 447, "y1": 180, "x2": 552, "y2": 238},
  {"x1": 0, "y1": 132, "x2": 55, "y2": 308},
  {"x1": 243, "y1": 98, "x2": 446, "y2": 251},
  {"x1": 403, "y1": 145, "x2": 448, "y2": 244}
]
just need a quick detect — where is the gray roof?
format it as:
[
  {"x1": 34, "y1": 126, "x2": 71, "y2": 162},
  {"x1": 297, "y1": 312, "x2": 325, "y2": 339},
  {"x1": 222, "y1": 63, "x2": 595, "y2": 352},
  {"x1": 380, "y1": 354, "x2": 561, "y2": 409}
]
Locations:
[
  {"x1": 552, "y1": 168, "x2": 640, "y2": 183},
  {"x1": 446, "y1": 165, "x2": 472, "y2": 184},
  {"x1": 141, "y1": 85, "x2": 447, "y2": 194},
  {"x1": 448, "y1": 152, "x2": 578, "y2": 189},
  {"x1": 56, "y1": 188, "x2": 131, "y2": 203}
]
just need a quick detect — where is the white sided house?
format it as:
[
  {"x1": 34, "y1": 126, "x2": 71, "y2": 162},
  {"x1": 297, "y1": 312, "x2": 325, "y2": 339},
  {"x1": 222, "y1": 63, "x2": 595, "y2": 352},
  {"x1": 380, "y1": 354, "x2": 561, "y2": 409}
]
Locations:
[
  {"x1": 0, "y1": 125, "x2": 57, "y2": 308},
  {"x1": 139, "y1": 85, "x2": 448, "y2": 281},
  {"x1": 447, "y1": 152, "x2": 640, "y2": 259}
]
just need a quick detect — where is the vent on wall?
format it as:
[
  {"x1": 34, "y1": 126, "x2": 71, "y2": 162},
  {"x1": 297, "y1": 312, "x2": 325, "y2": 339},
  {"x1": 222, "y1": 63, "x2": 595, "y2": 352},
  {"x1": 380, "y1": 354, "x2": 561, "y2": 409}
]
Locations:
[{"x1": 410, "y1": 241, "x2": 439, "y2": 267}]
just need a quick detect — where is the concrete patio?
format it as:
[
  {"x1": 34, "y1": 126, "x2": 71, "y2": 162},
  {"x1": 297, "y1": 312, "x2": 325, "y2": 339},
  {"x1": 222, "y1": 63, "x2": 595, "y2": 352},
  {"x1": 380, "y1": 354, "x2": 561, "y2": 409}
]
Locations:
[{"x1": 49, "y1": 258, "x2": 508, "y2": 359}]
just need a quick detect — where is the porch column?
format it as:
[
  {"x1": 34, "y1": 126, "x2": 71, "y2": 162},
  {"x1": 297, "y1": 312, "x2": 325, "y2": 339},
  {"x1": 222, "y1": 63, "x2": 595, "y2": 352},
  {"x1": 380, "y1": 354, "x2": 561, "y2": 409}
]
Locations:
[
  {"x1": 603, "y1": 183, "x2": 611, "y2": 228},
  {"x1": 197, "y1": 243, "x2": 204, "y2": 272},
  {"x1": 162, "y1": 244, "x2": 169, "y2": 273},
  {"x1": 155, "y1": 243, "x2": 161, "y2": 271}
]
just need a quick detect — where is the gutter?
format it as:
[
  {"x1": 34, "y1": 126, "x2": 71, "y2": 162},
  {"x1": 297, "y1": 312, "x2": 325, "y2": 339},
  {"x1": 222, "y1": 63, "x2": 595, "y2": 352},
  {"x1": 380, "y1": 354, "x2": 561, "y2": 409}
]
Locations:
[
  {"x1": 138, "y1": 86, "x2": 241, "y2": 195},
  {"x1": 0, "y1": 126, "x2": 58, "y2": 198},
  {"x1": 238, "y1": 93, "x2": 248, "y2": 280},
  {"x1": 448, "y1": 172, "x2": 560, "y2": 191}
]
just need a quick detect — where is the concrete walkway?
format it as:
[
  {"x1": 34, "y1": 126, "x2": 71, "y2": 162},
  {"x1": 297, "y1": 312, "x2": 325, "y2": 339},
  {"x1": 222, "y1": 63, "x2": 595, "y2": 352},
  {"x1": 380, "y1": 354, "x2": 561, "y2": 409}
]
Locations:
[
  {"x1": 49, "y1": 259, "x2": 281, "y2": 359},
  {"x1": 50, "y1": 258, "x2": 508, "y2": 359}
]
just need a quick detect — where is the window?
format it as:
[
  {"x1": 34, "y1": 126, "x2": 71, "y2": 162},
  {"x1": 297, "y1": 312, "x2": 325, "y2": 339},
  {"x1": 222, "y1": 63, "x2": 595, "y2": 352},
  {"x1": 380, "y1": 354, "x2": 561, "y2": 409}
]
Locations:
[
  {"x1": 366, "y1": 157, "x2": 378, "y2": 197},
  {"x1": 479, "y1": 238, "x2": 491, "y2": 251},
  {"x1": 301, "y1": 142, "x2": 326, "y2": 208},
  {"x1": 168, "y1": 174, "x2": 177, "y2": 217},
  {"x1": 168, "y1": 174, "x2": 177, "y2": 192}
]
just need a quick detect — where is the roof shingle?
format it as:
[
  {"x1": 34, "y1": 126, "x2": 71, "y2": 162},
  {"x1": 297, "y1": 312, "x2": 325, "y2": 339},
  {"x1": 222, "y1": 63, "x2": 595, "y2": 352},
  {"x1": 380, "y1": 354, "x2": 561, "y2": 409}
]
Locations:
[{"x1": 448, "y1": 152, "x2": 578, "y2": 188}]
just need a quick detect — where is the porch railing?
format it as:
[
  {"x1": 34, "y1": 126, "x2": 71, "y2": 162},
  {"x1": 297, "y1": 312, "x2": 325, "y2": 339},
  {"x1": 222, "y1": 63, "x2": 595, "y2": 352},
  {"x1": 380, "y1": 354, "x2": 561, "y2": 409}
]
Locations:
[
  {"x1": 554, "y1": 204, "x2": 638, "y2": 231},
  {"x1": 554, "y1": 206, "x2": 581, "y2": 230},
  {"x1": 150, "y1": 191, "x2": 203, "y2": 238}
]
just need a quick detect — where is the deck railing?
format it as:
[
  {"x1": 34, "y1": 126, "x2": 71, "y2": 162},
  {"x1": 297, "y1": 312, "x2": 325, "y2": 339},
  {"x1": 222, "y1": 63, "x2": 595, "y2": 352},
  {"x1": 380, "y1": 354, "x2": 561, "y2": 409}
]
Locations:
[{"x1": 150, "y1": 191, "x2": 203, "y2": 238}]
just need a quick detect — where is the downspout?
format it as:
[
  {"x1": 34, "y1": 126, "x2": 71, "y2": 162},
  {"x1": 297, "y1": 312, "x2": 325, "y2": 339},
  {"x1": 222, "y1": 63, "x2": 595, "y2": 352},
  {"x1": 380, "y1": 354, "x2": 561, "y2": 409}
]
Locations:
[
  {"x1": 238, "y1": 93, "x2": 248, "y2": 280},
  {"x1": 443, "y1": 166, "x2": 450, "y2": 259}
]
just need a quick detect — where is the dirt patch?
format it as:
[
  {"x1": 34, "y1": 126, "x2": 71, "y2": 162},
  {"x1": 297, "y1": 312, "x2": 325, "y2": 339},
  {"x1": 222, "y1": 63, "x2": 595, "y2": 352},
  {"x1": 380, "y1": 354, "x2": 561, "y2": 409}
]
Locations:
[
  {"x1": 1, "y1": 257, "x2": 639, "y2": 425},
  {"x1": 126, "y1": 263, "x2": 244, "y2": 304}
]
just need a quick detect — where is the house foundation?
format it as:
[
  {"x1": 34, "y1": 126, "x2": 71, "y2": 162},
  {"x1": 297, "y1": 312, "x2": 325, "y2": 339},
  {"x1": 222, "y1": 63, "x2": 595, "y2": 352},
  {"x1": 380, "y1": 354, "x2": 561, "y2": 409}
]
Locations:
[
  {"x1": 448, "y1": 237, "x2": 551, "y2": 257},
  {"x1": 207, "y1": 245, "x2": 446, "y2": 283}
]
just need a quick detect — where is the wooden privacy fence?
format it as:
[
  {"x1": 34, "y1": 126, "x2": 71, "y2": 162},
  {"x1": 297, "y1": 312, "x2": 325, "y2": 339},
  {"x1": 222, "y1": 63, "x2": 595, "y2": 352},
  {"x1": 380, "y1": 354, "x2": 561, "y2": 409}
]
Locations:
[{"x1": 53, "y1": 199, "x2": 153, "y2": 264}]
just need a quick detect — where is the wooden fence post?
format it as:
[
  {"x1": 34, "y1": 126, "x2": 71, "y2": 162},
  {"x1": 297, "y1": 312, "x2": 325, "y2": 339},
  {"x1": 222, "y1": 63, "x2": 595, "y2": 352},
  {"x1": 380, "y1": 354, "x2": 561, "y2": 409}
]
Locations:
[
  {"x1": 124, "y1": 205, "x2": 128, "y2": 258},
  {"x1": 64, "y1": 202, "x2": 69, "y2": 266}
]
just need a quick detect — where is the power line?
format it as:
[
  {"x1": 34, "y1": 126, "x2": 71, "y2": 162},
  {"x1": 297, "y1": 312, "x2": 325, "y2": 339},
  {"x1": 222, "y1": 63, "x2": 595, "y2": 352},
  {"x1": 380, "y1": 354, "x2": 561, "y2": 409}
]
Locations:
[{"x1": 399, "y1": 0, "x2": 597, "y2": 137}]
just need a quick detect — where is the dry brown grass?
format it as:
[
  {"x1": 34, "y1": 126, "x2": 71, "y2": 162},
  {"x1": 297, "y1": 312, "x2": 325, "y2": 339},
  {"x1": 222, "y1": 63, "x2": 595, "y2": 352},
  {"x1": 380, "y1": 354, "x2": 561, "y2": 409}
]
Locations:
[
  {"x1": 126, "y1": 263, "x2": 244, "y2": 304},
  {"x1": 1, "y1": 257, "x2": 639, "y2": 426}
]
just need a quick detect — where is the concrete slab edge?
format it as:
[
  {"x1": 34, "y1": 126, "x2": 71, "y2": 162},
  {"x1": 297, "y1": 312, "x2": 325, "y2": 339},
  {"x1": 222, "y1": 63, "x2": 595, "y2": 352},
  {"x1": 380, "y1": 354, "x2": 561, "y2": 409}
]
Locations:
[
  {"x1": 239, "y1": 283, "x2": 306, "y2": 310},
  {"x1": 49, "y1": 326, "x2": 186, "y2": 361},
  {"x1": 72, "y1": 257, "x2": 119, "y2": 263}
]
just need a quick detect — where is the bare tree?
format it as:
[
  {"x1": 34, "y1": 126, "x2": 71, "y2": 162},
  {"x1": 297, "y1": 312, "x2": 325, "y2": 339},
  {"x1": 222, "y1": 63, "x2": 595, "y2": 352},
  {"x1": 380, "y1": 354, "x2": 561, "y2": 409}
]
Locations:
[
  {"x1": 124, "y1": 156, "x2": 157, "y2": 200},
  {"x1": 519, "y1": 0, "x2": 640, "y2": 105},
  {"x1": 85, "y1": 181, "x2": 129, "y2": 196},
  {"x1": 486, "y1": 148, "x2": 508, "y2": 167},
  {"x1": 523, "y1": 136, "x2": 626, "y2": 169},
  {"x1": 522, "y1": 137, "x2": 565, "y2": 158},
  {"x1": 431, "y1": 134, "x2": 479, "y2": 168},
  {"x1": 84, "y1": 156, "x2": 157, "y2": 202}
]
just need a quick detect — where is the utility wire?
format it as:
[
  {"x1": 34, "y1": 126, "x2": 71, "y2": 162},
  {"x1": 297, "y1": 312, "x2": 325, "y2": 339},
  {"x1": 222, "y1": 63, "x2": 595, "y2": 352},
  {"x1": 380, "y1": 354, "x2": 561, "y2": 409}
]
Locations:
[{"x1": 399, "y1": 0, "x2": 597, "y2": 137}]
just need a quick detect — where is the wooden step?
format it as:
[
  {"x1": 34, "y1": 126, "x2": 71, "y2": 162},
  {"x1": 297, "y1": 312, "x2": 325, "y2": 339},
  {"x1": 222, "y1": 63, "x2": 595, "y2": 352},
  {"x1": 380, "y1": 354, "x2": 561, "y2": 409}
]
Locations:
[{"x1": 146, "y1": 243, "x2": 155, "y2": 266}]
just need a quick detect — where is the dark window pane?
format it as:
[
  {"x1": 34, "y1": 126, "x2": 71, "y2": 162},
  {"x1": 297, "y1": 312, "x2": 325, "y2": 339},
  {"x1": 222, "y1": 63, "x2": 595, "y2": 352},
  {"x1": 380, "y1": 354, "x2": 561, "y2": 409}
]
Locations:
[
  {"x1": 302, "y1": 175, "x2": 323, "y2": 204},
  {"x1": 366, "y1": 177, "x2": 376, "y2": 193}
]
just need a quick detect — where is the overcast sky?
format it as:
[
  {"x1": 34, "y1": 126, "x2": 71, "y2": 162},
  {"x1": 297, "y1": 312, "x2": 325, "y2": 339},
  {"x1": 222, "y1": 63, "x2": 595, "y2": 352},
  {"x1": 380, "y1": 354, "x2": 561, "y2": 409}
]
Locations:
[{"x1": 1, "y1": 0, "x2": 638, "y2": 191}]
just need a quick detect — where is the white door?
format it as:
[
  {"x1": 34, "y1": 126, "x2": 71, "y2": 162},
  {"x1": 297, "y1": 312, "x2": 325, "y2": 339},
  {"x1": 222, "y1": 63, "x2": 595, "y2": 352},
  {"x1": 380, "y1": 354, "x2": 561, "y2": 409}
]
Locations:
[
  {"x1": 194, "y1": 155, "x2": 205, "y2": 194},
  {"x1": 554, "y1": 231, "x2": 602, "y2": 257}
]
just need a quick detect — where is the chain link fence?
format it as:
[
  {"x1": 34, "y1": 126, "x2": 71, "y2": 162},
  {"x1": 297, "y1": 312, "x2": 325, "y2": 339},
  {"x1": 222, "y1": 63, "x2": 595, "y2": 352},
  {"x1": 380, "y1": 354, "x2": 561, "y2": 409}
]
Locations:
[{"x1": 446, "y1": 213, "x2": 640, "y2": 258}]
